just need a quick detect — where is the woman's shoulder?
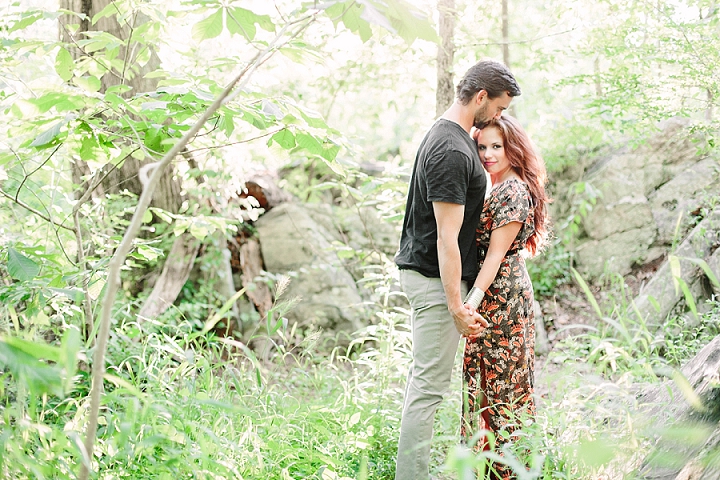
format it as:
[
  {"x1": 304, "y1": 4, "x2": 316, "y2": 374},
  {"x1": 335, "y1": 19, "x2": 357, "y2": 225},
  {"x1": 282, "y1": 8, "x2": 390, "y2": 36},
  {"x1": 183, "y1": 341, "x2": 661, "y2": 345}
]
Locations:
[{"x1": 492, "y1": 177, "x2": 530, "y2": 200}]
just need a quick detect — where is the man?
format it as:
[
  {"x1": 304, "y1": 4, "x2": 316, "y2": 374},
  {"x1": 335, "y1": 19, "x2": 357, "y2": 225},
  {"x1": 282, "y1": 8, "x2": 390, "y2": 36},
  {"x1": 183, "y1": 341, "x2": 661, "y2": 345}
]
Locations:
[{"x1": 394, "y1": 60, "x2": 521, "y2": 480}]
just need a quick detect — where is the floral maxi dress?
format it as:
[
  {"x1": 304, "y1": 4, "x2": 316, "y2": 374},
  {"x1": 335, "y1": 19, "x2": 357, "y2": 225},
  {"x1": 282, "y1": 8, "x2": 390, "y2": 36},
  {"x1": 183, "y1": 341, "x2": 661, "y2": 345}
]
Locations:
[{"x1": 461, "y1": 178, "x2": 536, "y2": 477}]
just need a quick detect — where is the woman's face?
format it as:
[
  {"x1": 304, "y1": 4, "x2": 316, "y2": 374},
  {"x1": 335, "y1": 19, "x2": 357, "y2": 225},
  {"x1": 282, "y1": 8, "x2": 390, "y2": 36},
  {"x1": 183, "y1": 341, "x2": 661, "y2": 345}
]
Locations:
[{"x1": 476, "y1": 126, "x2": 511, "y2": 178}]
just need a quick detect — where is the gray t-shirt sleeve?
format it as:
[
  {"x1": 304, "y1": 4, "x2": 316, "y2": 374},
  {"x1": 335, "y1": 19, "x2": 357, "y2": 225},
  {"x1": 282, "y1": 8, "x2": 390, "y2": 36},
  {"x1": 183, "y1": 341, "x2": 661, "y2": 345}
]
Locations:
[{"x1": 425, "y1": 151, "x2": 469, "y2": 205}]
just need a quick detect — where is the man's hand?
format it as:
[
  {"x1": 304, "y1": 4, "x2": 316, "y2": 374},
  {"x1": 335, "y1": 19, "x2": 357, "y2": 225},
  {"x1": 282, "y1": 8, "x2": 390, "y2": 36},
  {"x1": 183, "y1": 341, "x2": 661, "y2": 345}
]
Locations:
[{"x1": 450, "y1": 304, "x2": 489, "y2": 336}]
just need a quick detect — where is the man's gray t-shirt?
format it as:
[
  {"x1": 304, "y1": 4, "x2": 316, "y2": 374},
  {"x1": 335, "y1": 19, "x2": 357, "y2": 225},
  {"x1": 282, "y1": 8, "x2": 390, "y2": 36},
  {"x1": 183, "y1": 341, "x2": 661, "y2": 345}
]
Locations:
[{"x1": 395, "y1": 119, "x2": 488, "y2": 283}]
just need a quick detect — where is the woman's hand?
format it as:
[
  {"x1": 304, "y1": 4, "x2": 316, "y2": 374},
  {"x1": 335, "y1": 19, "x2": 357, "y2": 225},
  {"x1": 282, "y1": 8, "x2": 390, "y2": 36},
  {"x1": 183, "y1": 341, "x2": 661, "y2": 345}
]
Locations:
[{"x1": 451, "y1": 303, "x2": 489, "y2": 336}]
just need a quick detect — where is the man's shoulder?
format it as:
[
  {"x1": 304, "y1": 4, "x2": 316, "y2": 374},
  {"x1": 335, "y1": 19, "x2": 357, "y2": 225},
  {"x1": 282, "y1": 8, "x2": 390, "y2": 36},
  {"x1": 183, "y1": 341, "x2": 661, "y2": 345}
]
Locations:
[{"x1": 421, "y1": 120, "x2": 475, "y2": 160}]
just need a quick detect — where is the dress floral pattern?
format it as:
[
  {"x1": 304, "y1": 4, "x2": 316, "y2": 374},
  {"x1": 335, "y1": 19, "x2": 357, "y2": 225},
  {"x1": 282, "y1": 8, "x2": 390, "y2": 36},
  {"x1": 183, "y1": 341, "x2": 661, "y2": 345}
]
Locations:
[{"x1": 461, "y1": 178, "x2": 536, "y2": 479}]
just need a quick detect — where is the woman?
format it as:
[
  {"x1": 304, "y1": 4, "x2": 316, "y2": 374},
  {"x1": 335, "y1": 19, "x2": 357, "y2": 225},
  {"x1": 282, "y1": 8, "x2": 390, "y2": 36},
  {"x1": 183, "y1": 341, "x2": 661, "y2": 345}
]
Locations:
[{"x1": 461, "y1": 115, "x2": 550, "y2": 478}]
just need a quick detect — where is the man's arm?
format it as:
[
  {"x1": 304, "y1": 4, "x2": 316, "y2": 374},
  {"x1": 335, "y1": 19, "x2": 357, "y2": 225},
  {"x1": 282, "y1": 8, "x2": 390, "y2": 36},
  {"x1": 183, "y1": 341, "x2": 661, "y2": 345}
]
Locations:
[{"x1": 433, "y1": 201, "x2": 487, "y2": 336}]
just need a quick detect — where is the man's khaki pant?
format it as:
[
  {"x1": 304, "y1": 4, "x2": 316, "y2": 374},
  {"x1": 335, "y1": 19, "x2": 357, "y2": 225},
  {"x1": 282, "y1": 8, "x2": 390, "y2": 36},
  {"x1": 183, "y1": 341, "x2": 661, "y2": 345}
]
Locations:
[{"x1": 395, "y1": 269, "x2": 467, "y2": 480}]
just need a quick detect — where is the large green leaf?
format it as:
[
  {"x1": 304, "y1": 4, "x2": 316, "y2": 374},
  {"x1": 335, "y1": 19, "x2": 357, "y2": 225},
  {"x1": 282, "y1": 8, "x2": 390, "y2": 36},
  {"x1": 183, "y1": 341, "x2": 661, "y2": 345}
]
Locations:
[
  {"x1": 382, "y1": 0, "x2": 440, "y2": 43},
  {"x1": 192, "y1": 9, "x2": 223, "y2": 42},
  {"x1": 0, "y1": 337, "x2": 64, "y2": 397},
  {"x1": 55, "y1": 47, "x2": 74, "y2": 82},
  {"x1": 324, "y1": 0, "x2": 438, "y2": 44},
  {"x1": 226, "y1": 6, "x2": 274, "y2": 40},
  {"x1": 73, "y1": 75, "x2": 101, "y2": 92},
  {"x1": 326, "y1": 1, "x2": 372, "y2": 42},
  {"x1": 270, "y1": 129, "x2": 296, "y2": 149},
  {"x1": 3, "y1": 335, "x2": 61, "y2": 363},
  {"x1": 7, "y1": 248, "x2": 40, "y2": 281},
  {"x1": 295, "y1": 132, "x2": 323, "y2": 154},
  {"x1": 7, "y1": 10, "x2": 45, "y2": 33}
]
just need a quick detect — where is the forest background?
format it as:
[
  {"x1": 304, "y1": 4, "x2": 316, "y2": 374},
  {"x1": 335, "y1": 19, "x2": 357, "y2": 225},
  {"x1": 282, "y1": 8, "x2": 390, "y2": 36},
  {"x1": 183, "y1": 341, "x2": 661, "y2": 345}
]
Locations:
[{"x1": 1, "y1": 0, "x2": 719, "y2": 478}]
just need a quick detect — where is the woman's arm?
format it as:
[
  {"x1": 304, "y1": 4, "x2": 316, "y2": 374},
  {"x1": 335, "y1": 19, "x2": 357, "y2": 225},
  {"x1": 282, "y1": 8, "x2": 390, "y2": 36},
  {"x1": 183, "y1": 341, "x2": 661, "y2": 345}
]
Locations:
[{"x1": 472, "y1": 221, "x2": 522, "y2": 293}]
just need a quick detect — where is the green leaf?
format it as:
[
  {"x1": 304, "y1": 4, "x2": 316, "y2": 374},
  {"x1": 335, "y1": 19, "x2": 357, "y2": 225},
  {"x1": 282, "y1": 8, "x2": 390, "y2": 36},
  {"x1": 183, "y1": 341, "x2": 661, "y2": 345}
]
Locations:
[
  {"x1": 298, "y1": 108, "x2": 328, "y2": 129},
  {"x1": 226, "y1": 7, "x2": 274, "y2": 40},
  {"x1": 3, "y1": 335, "x2": 61, "y2": 363},
  {"x1": 55, "y1": 47, "x2": 74, "y2": 82},
  {"x1": 30, "y1": 121, "x2": 64, "y2": 148},
  {"x1": 321, "y1": 141, "x2": 341, "y2": 161},
  {"x1": 0, "y1": 152, "x2": 15, "y2": 167},
  {"x1": 49, "y1": 287, "x2": 85, "y2": 302},
  {"x1": 226, "y1": 7, "x2": 255, "y2": 40},
  {"x1": 295, "y1": 132, "x2": 323, "y2": 154},
  {"x1": 270, "y1": 129, "x2": 296, "y2": 149},
  {"x1": 340, "y1": 2, "x2": 373, "y2": 42},
  {"x1": 571, "y1": 267, "x2": 603, "y2": 318},
  {"x1": 192, "y1": 9, "x2": 223, "y2": 42},
  {"x1": 92, "y1": 1, "x2": 120, "y2": 24},
  {"x1": 60, "y1": 328, "x2": 82, "y2": 394},
  {"x1": 7, "y1": 11, "x2": 44, "y2": 33},
  {"x1": 73, "y1": 75, "x2": 101, "y2": 92},
  {"x1": 0, "y1": 337, "x2": 64, "y2": 397},
  {"x1": 7, "y1": 248, "x2": 40, "y2": 281},
  {"x1": 384, "y1": 0, "x2": 440, "y2": 44}
]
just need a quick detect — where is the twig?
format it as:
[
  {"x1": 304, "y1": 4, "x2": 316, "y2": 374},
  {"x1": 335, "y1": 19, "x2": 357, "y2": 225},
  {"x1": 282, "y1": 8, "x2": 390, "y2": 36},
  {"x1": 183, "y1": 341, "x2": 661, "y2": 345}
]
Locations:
[
  {"x1": 59, "y1": 23, "x2": 123, "y2": 82},
  {"x1": 0, "y1": 188, "x2": 75, "y2": 232},
  {"x1": 74, "y1": 209, "x2": 94, "y2": 340},
  {"x1": 15, "y1": 144, "x2": 62, "y2": 202},
  {"x1": 470, "y1": 28, "x2": 576, "y2": 46},
  {"x1": 78, "y1": 12, "x2": 319, "y2": 480},
  {"x1": 119, "y1": 10, "x2": 137, "y2": 85},
  {"x1": 184, "y1": 128, "x2": 283, "y2": 154}
]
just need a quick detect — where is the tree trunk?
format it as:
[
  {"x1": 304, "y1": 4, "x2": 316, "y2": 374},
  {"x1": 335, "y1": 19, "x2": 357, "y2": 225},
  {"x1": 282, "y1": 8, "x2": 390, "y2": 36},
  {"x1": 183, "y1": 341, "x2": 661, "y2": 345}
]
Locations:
[
  {"x1": 501, "y1": 0, "x2": 514, "y2": 117},
  {"x1": 435, "y1": 0, "x2": 455, "y2": 118},
  {"x1": 58, "y1": 0, "x2": 181, "y2": 214},
  {"x1": 59, "y1": 0, "x2": 190, "y2": 330},
  {"x1": 707, "y1": 89, "x2": 713, "y2": 123},
  {"x1": 138, "y1": 234, "x2": 202, "y2": 320}
]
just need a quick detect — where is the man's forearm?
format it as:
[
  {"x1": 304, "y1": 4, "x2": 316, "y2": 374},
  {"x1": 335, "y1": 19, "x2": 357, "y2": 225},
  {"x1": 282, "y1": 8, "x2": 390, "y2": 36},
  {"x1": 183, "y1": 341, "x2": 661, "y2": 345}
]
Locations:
[{"x1": 437, "y1": 238, "x2": 463, "y2": 312}]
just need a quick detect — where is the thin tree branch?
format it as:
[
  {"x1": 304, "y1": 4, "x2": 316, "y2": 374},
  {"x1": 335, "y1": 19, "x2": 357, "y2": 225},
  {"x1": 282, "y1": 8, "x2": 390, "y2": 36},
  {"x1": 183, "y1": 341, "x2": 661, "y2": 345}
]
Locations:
[
  {"x1": 74, "y1": 209, "x2": 94, "y2": 340},
  {"x1": 470, "y1": 28, "x2": 576, "y2": 46},
  {"x1": 119, "y1": 10, "x2": 136, "y2": 85},
  {"x1": 15, "y1": 144, "x2": 62, "y2": 202},
  {"x1": 79, "y1": 12, "x2": 319, "y2": 480},
  {"x1": 0, "y1": 188, "x2": 75, "y2": 232},
  {"x1": 59, "y1": 23, "x2": 123, "y2": 82},
  {"x1": 184, "y1": 128, "x2": 283, "y2": 154}
]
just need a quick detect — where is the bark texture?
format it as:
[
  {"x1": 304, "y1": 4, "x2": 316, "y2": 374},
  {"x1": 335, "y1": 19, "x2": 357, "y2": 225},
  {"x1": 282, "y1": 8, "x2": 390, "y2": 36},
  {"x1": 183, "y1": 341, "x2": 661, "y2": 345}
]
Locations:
[{"x1": 435, "y1": 0, "x2": 456, "y2": 118}]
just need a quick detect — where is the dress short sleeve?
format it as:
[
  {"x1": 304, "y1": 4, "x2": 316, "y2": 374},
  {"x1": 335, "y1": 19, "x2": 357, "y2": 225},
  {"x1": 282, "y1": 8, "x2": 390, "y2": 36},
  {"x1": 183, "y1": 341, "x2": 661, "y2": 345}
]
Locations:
[{"x1": 491, "y1": 179, "x2": 531, "y2": 231}]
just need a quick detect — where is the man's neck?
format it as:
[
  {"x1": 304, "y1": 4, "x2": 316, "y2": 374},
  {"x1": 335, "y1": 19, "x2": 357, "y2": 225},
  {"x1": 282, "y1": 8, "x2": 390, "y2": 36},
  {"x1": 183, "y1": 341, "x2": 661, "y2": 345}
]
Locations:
[{"x1": 440, "y1": 101, "x2": 473, "y2": 133}]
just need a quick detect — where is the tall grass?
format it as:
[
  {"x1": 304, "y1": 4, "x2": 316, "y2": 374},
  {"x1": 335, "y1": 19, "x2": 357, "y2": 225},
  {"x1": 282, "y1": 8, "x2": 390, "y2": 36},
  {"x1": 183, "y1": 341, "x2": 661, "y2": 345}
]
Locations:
[{"x1": 2, "y1": 262, "x2": 719, "y2": 479}]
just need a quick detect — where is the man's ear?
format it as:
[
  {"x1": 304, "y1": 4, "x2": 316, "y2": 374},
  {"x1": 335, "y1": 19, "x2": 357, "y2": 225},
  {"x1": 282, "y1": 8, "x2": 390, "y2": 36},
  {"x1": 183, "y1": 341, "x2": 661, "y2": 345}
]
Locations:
[{"x1": 475, "y1": 89, "x2": 488, "y2": 104}]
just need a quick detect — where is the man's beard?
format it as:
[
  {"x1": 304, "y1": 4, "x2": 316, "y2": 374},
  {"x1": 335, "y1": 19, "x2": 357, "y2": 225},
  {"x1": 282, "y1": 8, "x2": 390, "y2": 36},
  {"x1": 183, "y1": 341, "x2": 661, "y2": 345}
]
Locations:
[{"x1": 473, "y1": 104, "x2": 491, "y2": 129}]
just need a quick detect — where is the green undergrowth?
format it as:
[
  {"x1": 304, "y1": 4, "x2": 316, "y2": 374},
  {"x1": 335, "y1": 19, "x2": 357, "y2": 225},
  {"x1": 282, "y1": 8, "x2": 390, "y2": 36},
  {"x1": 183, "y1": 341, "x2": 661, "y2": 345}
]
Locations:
[
  {"x1": 2, "y1": 272, "x2": 720, "y2": 479},
  {"x1": 0, "y1": 311, "x2": 414, "y2": 479}
]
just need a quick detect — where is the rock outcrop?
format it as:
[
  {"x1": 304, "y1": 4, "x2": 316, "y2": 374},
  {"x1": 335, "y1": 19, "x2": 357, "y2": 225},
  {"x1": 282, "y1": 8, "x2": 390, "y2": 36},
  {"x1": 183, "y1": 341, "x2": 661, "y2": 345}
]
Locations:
[
  {"x1": 633, "y1": 209, "x2": 720, "y2": 325},
  {"x1": 553, "y1": 118, "x2": 720, "y2": 278}
]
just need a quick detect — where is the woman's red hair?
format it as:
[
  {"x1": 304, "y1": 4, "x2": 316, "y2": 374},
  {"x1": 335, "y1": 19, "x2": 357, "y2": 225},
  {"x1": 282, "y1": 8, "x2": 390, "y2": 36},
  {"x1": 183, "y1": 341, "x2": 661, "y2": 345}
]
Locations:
[{"x1": 473, "y1": 116, "x2": 551, "y2": 256}]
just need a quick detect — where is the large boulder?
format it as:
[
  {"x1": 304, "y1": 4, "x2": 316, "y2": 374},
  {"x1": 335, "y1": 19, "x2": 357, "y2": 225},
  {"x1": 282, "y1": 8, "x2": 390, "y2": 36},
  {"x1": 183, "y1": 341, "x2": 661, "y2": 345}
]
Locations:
[{"x1": 254, "y1": 202, "x2": 368, "y2": 334}]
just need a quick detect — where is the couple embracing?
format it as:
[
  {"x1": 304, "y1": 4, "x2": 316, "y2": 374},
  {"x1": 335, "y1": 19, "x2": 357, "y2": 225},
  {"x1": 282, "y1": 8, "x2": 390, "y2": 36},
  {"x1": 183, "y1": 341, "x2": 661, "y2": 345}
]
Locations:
[{"x1": 394, "y1": 60, "x2": 550, "y2": 480}]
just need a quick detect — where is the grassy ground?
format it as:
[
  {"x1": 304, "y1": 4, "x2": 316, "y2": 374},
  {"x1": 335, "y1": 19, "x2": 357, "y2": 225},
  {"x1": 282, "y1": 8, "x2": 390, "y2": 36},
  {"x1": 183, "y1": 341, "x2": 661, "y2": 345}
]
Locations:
[{"x1": 2, "y1": 285, "x2": 719, "y2": 479}]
